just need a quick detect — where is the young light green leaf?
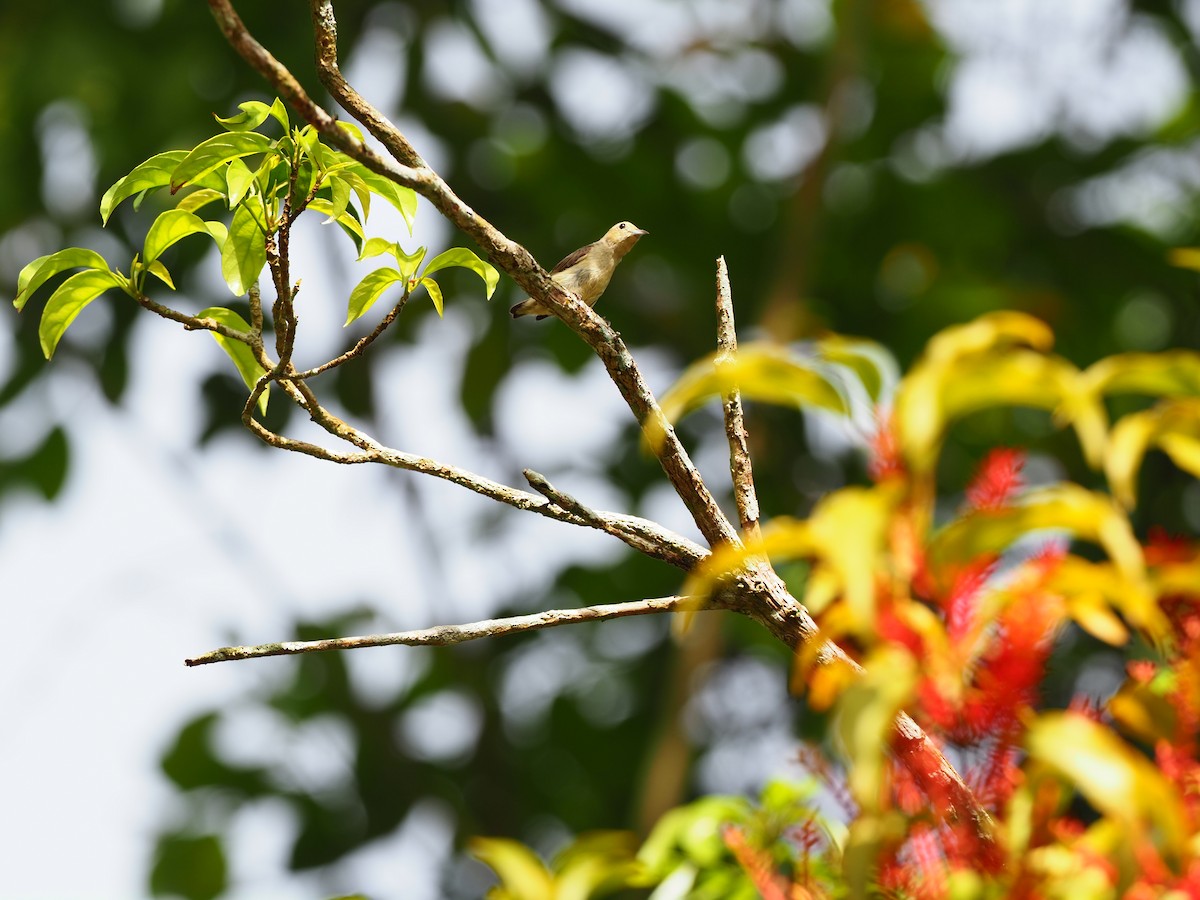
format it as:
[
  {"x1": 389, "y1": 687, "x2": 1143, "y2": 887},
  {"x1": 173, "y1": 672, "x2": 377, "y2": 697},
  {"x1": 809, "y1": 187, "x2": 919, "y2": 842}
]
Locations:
[
  {"x1": 420, "y1": 276, "x2": 444, "y2": 316},
  {"x1": 336, "y1": 120, "x2": 366, "y2": 144},
  {"x1": 323, "y1": 176, "x2": 351, "y2": 224},
  {"x1": 346, "y1": 267, "x2": 405, "y2": 326},
  {"x1": 39, "y1": 269, "x2": 123, "y2": 358},
  {"x1": 215, "y1": 100, "x2": 273, "y2": 132},
  {"x1": 220, "y1": 201, "x2": 267, "y2": 296},
  {"x1": 170, "y1": 132, "x2": 273, "y2": 192},
  {"x1": 101, "y1": 150, "x2": 188, "y2": 224},
  {"x1": 174, "y1": 187, "x2": 227, "y2": 215},
  {"x1": 15, "y1": 248, "x2": 111, "y2": 310},
  {"x1": 344, "y1": 164, "x2": 417, "y2": 231},
  {"x1": 338, "y1": 171, "x2": 372, "y2": 221},
  {"x1": 295, "y1": 125, "x2": 320, "y2": 159},
  {"x1": 225, "y1": 157, "x2": 256, "y2": 208},
  {"x1": 145, "y1": 259, "x2": 175, "y2": 290},
  {"x1": 421, "y1": 247, "x2": 499, "y2": 300},
  {"x1": 197, "y1": 306, "x2": 268, "y2": 415},
  {"x1": 143, "y1": 210, "x2": 227, "y2": 264},
  {"x1": 308, "y1": 199, "x2": 364, "y2": 243},
  {"x1": 357, "y1": 238, "x2": 426, "y2": 281},
  {"x1": 266, "y1": 97, "x2": 289, "y2": 131}
]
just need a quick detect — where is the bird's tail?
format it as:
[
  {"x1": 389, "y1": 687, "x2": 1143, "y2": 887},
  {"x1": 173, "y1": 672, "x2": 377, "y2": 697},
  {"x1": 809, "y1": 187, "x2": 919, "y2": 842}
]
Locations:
[{"x1": 509, "y1": 298, "x2": 550, "y2": 320}]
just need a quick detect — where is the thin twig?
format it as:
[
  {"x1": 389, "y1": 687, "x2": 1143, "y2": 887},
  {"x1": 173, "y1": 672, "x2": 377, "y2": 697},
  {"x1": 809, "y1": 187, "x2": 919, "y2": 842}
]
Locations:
[
  {"x1": 524, "y1": 469, "x2": 707, "y2": 570},
  {"x1": 715, "y1": 257, "x2": 762, "y2": 541},
  {"x1": 289, "y1": 289, "x2": 412, "y2": 380},
  {"x1": 185, "y1": 595, "x2": 695, "y2": 665},
  {"x1": 134, "y1": 294, "x2": 254, "y2": 344}
]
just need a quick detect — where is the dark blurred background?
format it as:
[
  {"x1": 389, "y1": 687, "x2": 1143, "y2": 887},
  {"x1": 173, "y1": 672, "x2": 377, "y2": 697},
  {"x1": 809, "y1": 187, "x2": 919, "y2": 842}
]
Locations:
[{"x1": 2, "y1": 1, "x2": 1198, "y2": 897}]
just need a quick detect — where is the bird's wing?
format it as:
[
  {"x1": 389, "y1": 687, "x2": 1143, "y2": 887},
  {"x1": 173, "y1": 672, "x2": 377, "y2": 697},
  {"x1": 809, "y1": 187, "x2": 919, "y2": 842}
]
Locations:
[{"x1": 549, "y1": 242, "x2": 593, "y2": 274}]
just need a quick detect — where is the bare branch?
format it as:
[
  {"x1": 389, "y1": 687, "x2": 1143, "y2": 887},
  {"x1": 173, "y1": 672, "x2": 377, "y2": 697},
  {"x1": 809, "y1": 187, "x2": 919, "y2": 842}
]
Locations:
[
  {"x1": 185, "y1": 595, "x2": 696, "y2": 666},
  {"x1": 715, "y1": 257, "x2": 762, "y2": 541},
  {"x1": 524, "y1": 469, "x2": 707, "y2": 570}
]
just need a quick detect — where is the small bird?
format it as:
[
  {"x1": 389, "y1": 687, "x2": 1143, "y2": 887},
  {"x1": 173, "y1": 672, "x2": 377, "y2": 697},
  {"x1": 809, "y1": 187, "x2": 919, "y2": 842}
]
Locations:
[{"x1": 510, "y1": 221, "x2": 648, "y2": 320}]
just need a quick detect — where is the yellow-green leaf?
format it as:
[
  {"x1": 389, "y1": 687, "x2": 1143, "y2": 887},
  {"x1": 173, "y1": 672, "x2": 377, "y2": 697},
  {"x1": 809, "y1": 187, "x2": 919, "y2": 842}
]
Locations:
[
  {"x1": 931, "y1": 484, "x2": 1144, "y2": 586},
  {"x1": 308, "y1": 198, "x2": 364, "y2": 243},
  {"x1": 358, "y1": 238, "x2": 425, "y2": 281},
  {"x1": 924, "y1": 310, "x2": 1054, "y2": 365},
  {"x1": 14, "y1": 248, "x2": 111, "y2": 310},
  {"x1": 1168, "y1": 246, "x2": 1200, "y2": 272},
  {"x1": 214, "y1": 99, "x2": 287, "y2": 132},
  {"x1": 100, "y1": 150, "x2": 189, "y2": 224},
  {"x1": 170, "y1": 132, "x2": 273, "y2": 192},
  {"x1": 420, "y1": 276, "x2": 444, "y2": 317},
  {"x1": 1106, "y1": 399, "x2": 1200, "y2": 508},
  {"x1": 175, "y1": 187, "x2": 227, "y2": 215},
  {"x1": 1026, "y1": 711, "x2": 1185, "y2": 855},
  {"x1": 143, "y1": 210, "x2": 227, "y2": 264},
  {"x1": 650, "y1": 343, "x2": 849, "y2": 451},
  {"x1": 817, "y1": 335, "x2": 896, "y2": 403},
  {"x1": 346, "y1": 267, "x2": 405, "y2": 326},
  {"x1": 421, "y1": 247, "x2": 500, "y2": 300},
  {"x1": 145, "y1": 259, "x2": 175, "y2": 290},
  {"x1": 197, "y1": 307, "x2": 267, "y2": 416},
  {"x1": 344, "y1": 163, "x2": 417, "y2": 232},
  {"x1": 220, "y1": 200, "x2": 267, "y2": 296},
  {"x1": 39, "y1": 269, "x2": 123, "y2": 359},
  {"x1": 1082, "y1": 351, "x2": 1200, "y2": 399},
  {"x1": 896, "y1": 348, "x2": 1104, "y2": 473},
  {"x1": 469, "y1": 837, "x2": 554, "y2": 900},
  {"x1": 225, "y1": 157, "x2": 255, "y2": 208}
]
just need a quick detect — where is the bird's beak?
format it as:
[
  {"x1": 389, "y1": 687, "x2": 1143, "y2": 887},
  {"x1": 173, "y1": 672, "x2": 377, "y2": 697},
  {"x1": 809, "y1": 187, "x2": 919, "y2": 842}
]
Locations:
[{"x1": 633, "y1": 228, "x2": 649, "y2": 237}]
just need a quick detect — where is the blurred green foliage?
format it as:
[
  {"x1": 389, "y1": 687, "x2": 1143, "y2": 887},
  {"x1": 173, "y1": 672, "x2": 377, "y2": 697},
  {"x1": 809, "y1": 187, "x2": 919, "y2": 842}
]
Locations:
[{"x1": 5, "y1": 1, "x2": 1200, "y2": 897}]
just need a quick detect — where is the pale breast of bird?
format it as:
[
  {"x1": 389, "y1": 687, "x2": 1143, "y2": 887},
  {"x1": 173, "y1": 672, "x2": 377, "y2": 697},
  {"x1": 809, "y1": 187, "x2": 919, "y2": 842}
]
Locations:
[{"x1": 559, "y1": 263, "x2": 612, "y2": 305}]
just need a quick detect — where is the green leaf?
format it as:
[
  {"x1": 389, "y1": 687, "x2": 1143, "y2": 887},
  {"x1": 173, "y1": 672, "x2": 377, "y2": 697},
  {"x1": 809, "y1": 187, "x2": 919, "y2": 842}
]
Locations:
[
  {"x1": 145, "y1": 259, "x2": 175, "y2": 290},
  {"x1": 225, "y1": 157, "x2": 256, "y2": 207},
  {"x1": 295, "y1": 125, "x2": 320, "y2": 158},
  {"x1": 220, "y1": 200, "x2": 267, "y2": 296},
  {"x1": 346, "y1": 268, "x2": 405, "y2": 326},
  {"x1": 421, "y1": 247, "x2": 499, "y2": 300},
  {"x1": 14, "y1": 248, "x2": 111, "y2": 310},
  {"x1": 174, "y1": 187, "x2": 227, "y2": 215},
  {"x1": 39, "y1": 269, "x2": 123, "y2": 359},
  {"x1": 338, "y1": 170, "x2": 373, "y2": 220},
  {"x1": 336, "y1": 120, "x2": 366, "y2": 144},
  {"x1": 197, "y1": 307, "x2": 268, "y2": 415},
  {"x1": 308, "y1": 198, "x2": 365, "y2": 245},
  {"x1": 323, "y1": 175, "x2": 351, "y2": 224},
  {"x1": 420, "y1": 276, "x2": 444, "y2": 316},
  {"x1": 344, "y1": 163, "x2": 417, "y2": 232},
  {"x1": 358, "y1": 238, "x2": 426, "y2": 281},
  {"x1": 170, "y1": 132, "x2": 273, "y2": 193},
  {"x1": 101, "y1": 150, "x2": 188, "y2": 224},
  {"x1": 143, "y1": 210, "x2": 227, "y2": 264},
  {"x1": 214, "y1": 98, "x2": 288, "y2": 133}
]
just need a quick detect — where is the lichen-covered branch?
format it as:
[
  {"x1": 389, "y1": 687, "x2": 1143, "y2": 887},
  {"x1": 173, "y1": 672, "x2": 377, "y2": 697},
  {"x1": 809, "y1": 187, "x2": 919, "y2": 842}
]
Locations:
[{"x1": 186, "y1": 595, "x2": 695, "y2": 665}]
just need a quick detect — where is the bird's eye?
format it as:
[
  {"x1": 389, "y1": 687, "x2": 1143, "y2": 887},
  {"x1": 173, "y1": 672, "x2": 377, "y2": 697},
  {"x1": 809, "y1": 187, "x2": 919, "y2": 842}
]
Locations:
[{"x1": 619, "y1": 223, "x2": 626, "y2": 229}]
